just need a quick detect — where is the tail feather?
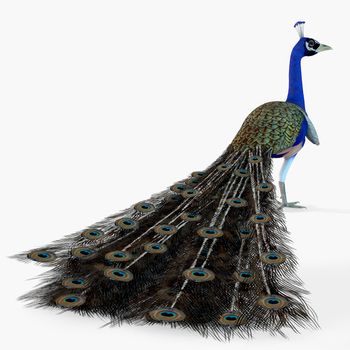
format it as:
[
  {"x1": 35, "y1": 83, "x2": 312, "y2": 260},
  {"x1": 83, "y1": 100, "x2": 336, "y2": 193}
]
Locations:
[{"x1": 14, "y1": 145, "x2": 318, "y2": 339}]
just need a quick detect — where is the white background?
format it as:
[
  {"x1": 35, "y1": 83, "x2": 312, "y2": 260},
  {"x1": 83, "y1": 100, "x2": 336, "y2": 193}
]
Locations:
[{"x1": 1, "y1": 0, "x2": 349, "y2": 348}]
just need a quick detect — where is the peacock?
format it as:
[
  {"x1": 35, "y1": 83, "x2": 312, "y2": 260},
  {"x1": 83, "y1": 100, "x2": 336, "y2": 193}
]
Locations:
[{"x1": 14, "y1": 21, "x2": 331, "y2": 340}]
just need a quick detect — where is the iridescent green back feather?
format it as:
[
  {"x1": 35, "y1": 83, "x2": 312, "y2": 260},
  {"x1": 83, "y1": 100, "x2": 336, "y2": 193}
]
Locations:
[{"x1": 231, "y1": 101, "x2": 305, "y2": 154}]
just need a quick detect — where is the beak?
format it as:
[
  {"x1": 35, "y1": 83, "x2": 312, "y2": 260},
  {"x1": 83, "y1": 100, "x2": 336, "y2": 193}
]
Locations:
[{"x1": 316, "y1": 44, "x2": 333, "y2": 53}]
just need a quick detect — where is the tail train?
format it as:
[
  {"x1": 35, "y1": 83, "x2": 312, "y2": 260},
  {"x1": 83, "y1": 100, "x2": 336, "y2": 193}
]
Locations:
[{"x1": 14, "y1": 144, "x2": 318, "y2": 340}]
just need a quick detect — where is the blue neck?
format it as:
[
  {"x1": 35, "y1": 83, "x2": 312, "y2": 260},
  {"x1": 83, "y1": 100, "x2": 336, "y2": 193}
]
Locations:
[{"x1": 286, "y1": 51, "x2": 305, "y2": 111}]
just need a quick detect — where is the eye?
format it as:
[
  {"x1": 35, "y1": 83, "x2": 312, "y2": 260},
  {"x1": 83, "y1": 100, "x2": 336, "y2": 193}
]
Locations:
[{"x1": 308, "y1": 39, "x2": 315, "y2": 47}]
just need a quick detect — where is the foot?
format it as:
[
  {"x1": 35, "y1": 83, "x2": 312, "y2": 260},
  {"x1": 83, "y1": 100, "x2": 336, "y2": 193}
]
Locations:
[
  {"x1": 279, "y1": 201, "x2": 307, "y2": 209},
  {"x1": 278, "y1": 181, "x2": 306, "y2": 209}
]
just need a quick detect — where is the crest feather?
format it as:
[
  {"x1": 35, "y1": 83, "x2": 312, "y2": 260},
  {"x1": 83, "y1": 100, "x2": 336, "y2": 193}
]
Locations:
[{"x1": 294, "y1": 21, "x2": 305, "y2": 38}]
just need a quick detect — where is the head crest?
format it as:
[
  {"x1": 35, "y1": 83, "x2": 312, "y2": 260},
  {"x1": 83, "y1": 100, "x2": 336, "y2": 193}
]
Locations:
[{"x1": 294, "y1": 21, "x2": 305, "y2": 38}]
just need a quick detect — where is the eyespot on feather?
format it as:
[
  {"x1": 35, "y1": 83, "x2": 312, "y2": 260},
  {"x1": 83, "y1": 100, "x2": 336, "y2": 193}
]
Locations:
[
  {"x1": 256, "y1": 182, "x2": 274, "y2": 192},
  {"x1": 181, "y1": 188, "x2": 198, "y2": 198},
  {"x1": 234, "y1": 168, "x2": 250, "y2": 177},
  {"x1": 185, "y1": 177, "x2": 201, "y2": 186},
  {"x1": 197, "y1": 226, "x2": 223, "y2": 238},
  {"x1": 165, "y1": 194, "x2": 183, "y2": 203},
  {"x1": 250, "y1": 213, "x2": 271, "y2": 224},
  {"x1": 62, "y1": 277, "x2": 90, "y2": 289},
  {"x1": 180, "y1": 212, "x2": 202, "y2": 222},
  {"x1": 134, "y1": 202, "x2": 155, "y2": 213},
  {"x1": 170, "y1": 182, "x2": 188, "y2": 193},
  {"x1": 148, "y1": 308, "x2": 186, "y2": 322},
  {"x1": 144, "y1": 242, "x2": 168, "y2": 254},
  {"x1": 183, "y1": 267, "x2": 215, "y2": 282},
  {"x1": 105, "y1": 250, "x2": 133, "y2": 262},
  {"x1": 55, "y1": 294, "x2": 86, "y2": 308},
  {"x1": 226, "y1": 197, "x2": 248, "y2": 208},
  {"x1": 257, "y1": 294, "x2": 288, "y2": 310},
  {"x1": 154, "y1": 224, "x2": 178, "y2": 236},
  {"x1": 116, "y1": 217, "x2": 139, "y2": 230},
  {"x1": 260, "y1": 251, "x2": 286, "y2": 265},
  {"x1": 27, "y1": 250, "x2": 56, "y2": 263},
  {"x1": 234, "y1": 270, "x2": 255, "y2": 283},
  {"x1": 191, "y1": 171, "x2": 206, "y2": 178},
  {"x1": 81, "y1": 229, "x2": 104, "y2": 241},
  {"x1": 217, "y1": 163, "x2": 233, "y2": 171},
  {"x1": 248, "y1": 155, "x2": 263, "y2": 163},
  {"x1": 218, "y1": 311, "x2": 245, "y2": 326},
  {"x1": 104, "y1": 268, "x2": 134, "y2": 282},
  {"x1": 71, "y1": 247, "x2": 97, "y2": 260},
  {"x1": 238, "y1": 228, "x2": 255, "y2": 239}
]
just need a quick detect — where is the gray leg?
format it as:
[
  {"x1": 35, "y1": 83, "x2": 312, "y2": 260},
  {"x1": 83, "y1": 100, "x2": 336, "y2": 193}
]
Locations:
[{"x1": 278, "y1": 154, "x2": 306, "y2": 209}]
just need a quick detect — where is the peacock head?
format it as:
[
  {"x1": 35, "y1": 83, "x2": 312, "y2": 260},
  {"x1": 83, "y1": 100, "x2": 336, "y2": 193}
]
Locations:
[{"x1": 293, "y1": 21, "x2": 332, "y2": 58}]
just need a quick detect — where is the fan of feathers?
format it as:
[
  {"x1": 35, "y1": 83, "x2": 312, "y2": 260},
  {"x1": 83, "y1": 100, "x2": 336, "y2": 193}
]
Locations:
[{"x1": 13, "y1": 144, "x2": 318, "y2": 340}]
